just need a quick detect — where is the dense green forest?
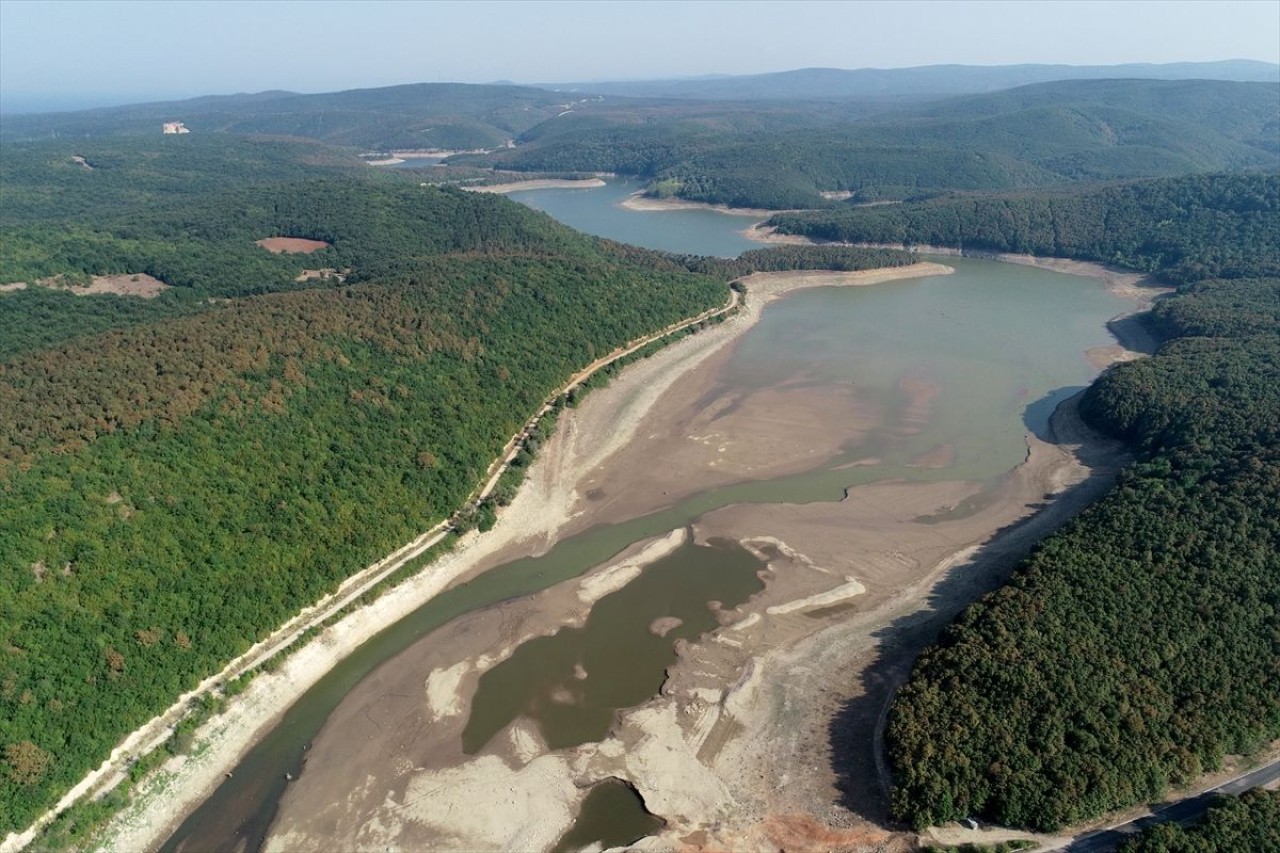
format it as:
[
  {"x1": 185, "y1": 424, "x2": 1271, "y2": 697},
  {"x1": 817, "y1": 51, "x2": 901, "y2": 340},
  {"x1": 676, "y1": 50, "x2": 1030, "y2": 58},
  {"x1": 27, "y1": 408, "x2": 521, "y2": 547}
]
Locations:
[
  {"x1": 767, "y1": 172, "x2": 1280, "y2": 283},
  {"x1": 469, "y1": 79, "x2": 1279, "y2": 208},
  {"x1": 0, "y1": 83, "x2": 580, "y2": 151},
  {"x1": 882, "y1": 171, "x2": 1280, "y2": 831},
  {"x1": 1120, "y1": 789, "x2": 1280, "y2": 852},
  {"x1": 0, "y1": 135, "x2": 370, "y2": 226},
  {"x1": 0, "y1": 138, "x2": 736, "y2": 832},
  {"x1": 0, "y1": 136, "x2": 606, "y2": 354},
  {"x1": 601, "y1": 242, "x2": 915, "y2": 281}
]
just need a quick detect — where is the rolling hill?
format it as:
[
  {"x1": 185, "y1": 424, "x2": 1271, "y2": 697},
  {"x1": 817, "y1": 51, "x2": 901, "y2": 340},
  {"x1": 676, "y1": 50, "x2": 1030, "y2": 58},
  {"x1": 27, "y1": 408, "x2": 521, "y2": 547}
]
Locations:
[
  {"x1": 547, "y1": 60, "x2": 1280, "y2": 101},
  {"x1": 0, "y1": 82, "x2": 587, "y2": 150},
  {"x1": 473, "y1": 78, "x2": 1280, "y2": 207}
]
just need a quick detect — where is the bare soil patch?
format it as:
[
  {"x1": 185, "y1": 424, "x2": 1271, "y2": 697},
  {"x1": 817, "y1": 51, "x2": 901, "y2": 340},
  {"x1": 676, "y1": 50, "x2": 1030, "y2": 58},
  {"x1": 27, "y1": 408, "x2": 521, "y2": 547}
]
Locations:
[
  {"x1": 295, "y1": 268, "x2": 346, "y2": 283},
  {"x1": 462, "y1": 178, "x2": 606, "y2": 194},
  {"x1": 577, "y1": 371, "x2": 881, "y2": 527},
  {"x1": 3, "y1": 274, "x2": 171, "y2": 298},
  {"x1": 622, "y1": 192, "x2": 784, "y2": 217},
  {"x1": 78, "y1": 274, "x2": 170, "y2": 298},
  {"x1": 255, "y1": 237, "x2": 332, "y2": 254}
]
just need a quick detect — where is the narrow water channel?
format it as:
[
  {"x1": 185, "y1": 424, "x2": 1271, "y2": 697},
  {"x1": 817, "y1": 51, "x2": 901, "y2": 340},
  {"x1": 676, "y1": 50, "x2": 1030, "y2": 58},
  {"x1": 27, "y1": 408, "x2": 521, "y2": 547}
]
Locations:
[{"x1": 160, "y1": 183, "x2": 1132, "y2": 852}]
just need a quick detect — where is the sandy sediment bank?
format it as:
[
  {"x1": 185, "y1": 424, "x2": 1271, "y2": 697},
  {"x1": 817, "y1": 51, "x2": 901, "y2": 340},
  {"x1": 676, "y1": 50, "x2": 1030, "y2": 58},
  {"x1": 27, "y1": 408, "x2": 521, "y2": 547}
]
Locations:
[
  {"x1": 744, "y1": 227, "x2": 1173, "y2": 300},
  {"x1": 266, "y1": 528, "x2": 692, "y2": 853},
  {"x1": 89, "y1": 262, "x2": 949, "y2": 852},
  {"x1": 620, "y1": 191, "x2": 788, "y2": 217},
  {"x1": 463, "y1": 178, "x2": 606, "y2": 194},
  {"x1": 738, "y1": 264, "x2": 951, "y2": 295}
]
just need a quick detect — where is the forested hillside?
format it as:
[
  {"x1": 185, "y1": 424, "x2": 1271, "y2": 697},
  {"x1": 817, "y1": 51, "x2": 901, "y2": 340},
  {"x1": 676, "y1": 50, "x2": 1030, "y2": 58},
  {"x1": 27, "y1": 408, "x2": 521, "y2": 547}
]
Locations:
[
  {"x1": 0, "y1": 135, "x2": 368, "y2": 226},
  {"x1": 0, "y1": 141, "x2": 728, "y2": 832},
  {"x1": 475, "y1": 80, "x2": 1279, "y2": 208},
  {"x1": 0, "y1": 83, "x2": 581, "y2": 150},
  {"x1": 6, "y1": 77, "x2": 1275, "y2": 211},
  {"x1": 0, "y1": 135, "x2": 602, "y2": 356},
  {"x1": 768, "y1": 172, "x2": 1280, "y2": 282},
  {"x1": 553, "y1": 60, "x2": 1280, "y2": 101},
  {"x1": 876, "y1": 172, "x2": 1280, "y2": 830}
]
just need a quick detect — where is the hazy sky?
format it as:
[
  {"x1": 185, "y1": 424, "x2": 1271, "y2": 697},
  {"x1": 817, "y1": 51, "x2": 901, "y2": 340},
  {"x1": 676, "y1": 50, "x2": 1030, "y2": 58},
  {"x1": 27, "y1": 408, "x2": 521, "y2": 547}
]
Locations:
[{"x1": 2, "y1": 0, "x2": 1278, "y2": 111}]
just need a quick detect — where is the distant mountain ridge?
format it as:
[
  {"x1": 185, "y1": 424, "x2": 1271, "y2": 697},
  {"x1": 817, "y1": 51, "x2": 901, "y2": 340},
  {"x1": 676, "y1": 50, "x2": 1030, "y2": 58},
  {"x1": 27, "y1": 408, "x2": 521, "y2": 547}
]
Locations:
[
  {"x1": 0, "y1": 83, "x2": 582, "y2": 150},
  {"x1": 3, "y1": 70, "x2": 1275, "y2": 210},
  {"x1": 469, "y1": 77, "x2": 1279, "y2": 208},
  {"x1": 548, "y1": 60, "x2": 1280, "y2": 101}
]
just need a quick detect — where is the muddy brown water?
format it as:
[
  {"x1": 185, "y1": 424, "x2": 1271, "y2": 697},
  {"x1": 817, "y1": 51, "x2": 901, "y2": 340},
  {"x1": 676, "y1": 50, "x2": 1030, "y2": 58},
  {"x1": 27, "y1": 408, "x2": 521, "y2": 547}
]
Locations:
[
  {"x1": 161, "y1": 184, "x2": 1133, "y2": 852},
  {"x1": 552, "y1": 779, "x2": 664, "y2": 852},
  {"x1": 462, "y1": 535, "x2": 765, "y2": 753}
]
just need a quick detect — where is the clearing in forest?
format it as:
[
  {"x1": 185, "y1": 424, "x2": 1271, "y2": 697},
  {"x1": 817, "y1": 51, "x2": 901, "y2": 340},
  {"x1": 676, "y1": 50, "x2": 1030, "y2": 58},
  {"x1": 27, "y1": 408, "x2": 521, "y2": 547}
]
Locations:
[{"x1": 255, "y1": 237, "x2": 332, "y2": 254}]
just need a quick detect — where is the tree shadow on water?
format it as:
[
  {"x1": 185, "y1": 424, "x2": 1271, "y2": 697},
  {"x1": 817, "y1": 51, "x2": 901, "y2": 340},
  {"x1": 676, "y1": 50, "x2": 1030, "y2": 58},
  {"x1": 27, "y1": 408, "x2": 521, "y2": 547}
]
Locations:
[
  {"x1": 825, "y1": 386, "x2": 1125, "y2": 827},
  {"x1": 1023, "y1": 385, "x2": 1086, "y2": 442}
]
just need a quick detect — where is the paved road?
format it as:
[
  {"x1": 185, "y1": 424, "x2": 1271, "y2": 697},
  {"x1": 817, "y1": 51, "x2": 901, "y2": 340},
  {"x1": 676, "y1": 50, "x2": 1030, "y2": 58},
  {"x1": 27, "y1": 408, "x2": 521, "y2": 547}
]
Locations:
[{"x1": 1063, "y1": 760, "x2": 1280, "y2": 852}]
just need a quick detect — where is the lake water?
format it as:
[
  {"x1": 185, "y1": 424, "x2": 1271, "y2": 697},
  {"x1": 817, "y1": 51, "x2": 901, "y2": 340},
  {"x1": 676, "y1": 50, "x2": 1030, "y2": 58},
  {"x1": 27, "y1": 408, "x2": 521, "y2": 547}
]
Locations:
[
  {"x1": 462, "y1": 536, "x2": 764, "y2": 754},
  {"x1": 551, "y1": 779, "x2": 664, "y2": 852},
  {"x1": 161, "y1": 181, "x2": 1130, "y2": 852},
  {"x1": 509, "y1": 179, "x2": 760, "y2": 257}
]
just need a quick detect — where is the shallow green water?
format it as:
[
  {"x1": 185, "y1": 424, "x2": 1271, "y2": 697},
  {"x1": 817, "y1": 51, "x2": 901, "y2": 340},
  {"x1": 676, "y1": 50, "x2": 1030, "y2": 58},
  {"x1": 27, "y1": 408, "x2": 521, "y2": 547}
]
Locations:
[
  {"x1": 551, "y1": 779, "x2": 665, "y2": 853},
  {"x1": 462, "y1": 536, "x2": 765, "y2": 753},
  {"x1": 161, "y1": 184, "x2": 1130, "y2": 853}
]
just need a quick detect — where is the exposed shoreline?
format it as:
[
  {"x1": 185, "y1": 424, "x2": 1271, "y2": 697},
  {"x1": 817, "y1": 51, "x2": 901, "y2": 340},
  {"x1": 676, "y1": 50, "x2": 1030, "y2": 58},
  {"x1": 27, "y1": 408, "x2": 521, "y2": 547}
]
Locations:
[
  {"x1": 620, "y1": 191, "x2": 787, "y2": 217},
  {"x1": 259, "y1": 260, "x2": 1146, "y2": 852},
  {"x1": 743, "y1": 226, "x2": 1174, "y2": 297},
  {"x1": 88, "y1": 262, "x2": 950, "y2": 852},
  {"x1": 463, "y1": 178, "x2": 607, "y2": 194}
]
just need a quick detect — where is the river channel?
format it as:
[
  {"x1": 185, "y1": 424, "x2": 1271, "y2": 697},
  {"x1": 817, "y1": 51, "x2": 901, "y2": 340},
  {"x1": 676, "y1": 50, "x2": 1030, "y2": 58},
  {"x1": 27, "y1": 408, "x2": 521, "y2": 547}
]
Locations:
[{"x1": 160, "y1": 180, "x2": 1132, "y2": 852}]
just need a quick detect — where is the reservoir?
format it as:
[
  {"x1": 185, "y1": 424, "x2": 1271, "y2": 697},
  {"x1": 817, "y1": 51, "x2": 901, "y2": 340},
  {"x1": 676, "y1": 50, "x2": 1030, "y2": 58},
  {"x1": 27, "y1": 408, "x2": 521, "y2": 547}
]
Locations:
[
  {"x1": 508, "y1": 179, "x2": 760, "y2": 257},
  {"x1": 161, "y1": 181, "x2": 1133, "y2": 852}
]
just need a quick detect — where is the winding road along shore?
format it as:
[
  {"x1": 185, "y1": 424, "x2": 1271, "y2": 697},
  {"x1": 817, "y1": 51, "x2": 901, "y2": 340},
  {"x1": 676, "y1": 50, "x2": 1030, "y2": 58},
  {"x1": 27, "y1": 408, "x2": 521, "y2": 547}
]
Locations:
[{"x1": 3, "y1": 282, "x2": 742, "y2": 853}]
